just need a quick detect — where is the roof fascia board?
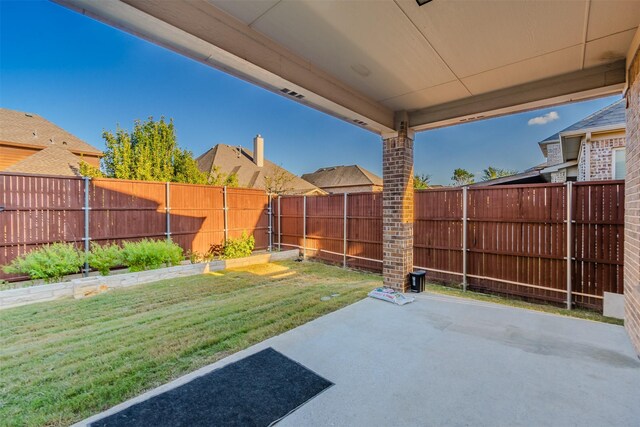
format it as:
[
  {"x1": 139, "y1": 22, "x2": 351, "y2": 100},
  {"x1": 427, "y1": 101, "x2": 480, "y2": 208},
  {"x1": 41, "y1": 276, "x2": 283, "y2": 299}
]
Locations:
[
  {"x1": 540, "y1": 160, "x2": 578, "y2": 174},
  {"x1": 559, "y1": 123, "x2": 626, "y2": 139},
  {"x1": 539, "y1": 139, "x2": 560, "y2": 146},
  {"x1": 0, "y1": 140, "x2": 103, "y2": 156},
  {"x1": 409, "y1": 61, "x2": 626, "y2": 132},
  {"x1": 628, "y1": 27, "x2": 640, "y2": 70},
  {"x1": 54, "y1": 0, "x2": 394, "y2": 134},
  {"x1": 469, "y1": 170, "x2": 540, "y2": 187}
]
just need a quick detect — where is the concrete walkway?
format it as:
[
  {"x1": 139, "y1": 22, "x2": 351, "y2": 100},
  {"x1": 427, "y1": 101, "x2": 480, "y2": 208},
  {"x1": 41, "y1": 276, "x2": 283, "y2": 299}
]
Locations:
[{"x1": 78, "y1": 293, "x2": 640, "y2": 427}]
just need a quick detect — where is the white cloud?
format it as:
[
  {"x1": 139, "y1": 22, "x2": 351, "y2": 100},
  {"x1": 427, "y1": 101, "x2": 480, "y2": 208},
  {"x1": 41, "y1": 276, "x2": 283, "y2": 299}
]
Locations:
[{"x1": 528, "y1": 111, "x2": 559, "y2": 125}]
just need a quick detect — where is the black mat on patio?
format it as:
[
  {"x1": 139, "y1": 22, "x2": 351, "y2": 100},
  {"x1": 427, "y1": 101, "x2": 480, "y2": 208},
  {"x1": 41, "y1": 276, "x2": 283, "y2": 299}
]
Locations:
[{"x1": 90, "y1": 347, "x2": 333, "y2": 427}]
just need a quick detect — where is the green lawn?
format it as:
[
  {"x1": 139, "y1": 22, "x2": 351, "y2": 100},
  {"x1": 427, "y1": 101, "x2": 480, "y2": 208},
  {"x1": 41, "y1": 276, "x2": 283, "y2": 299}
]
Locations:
[{"x1": 0, "y1": 260, "x2": 379, "y2": 427}]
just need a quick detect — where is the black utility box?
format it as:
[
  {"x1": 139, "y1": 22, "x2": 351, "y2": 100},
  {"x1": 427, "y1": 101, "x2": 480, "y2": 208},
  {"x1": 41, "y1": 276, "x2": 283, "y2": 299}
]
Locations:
[{"x1": 409, "y1": 270, "x2": 426, "y2": 293}]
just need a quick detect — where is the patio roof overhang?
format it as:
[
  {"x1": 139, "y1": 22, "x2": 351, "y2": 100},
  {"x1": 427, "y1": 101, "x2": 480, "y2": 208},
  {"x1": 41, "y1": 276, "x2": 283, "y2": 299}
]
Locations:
[{"x1": 54, "y1": 0, "x2": 638, "y2": 135}]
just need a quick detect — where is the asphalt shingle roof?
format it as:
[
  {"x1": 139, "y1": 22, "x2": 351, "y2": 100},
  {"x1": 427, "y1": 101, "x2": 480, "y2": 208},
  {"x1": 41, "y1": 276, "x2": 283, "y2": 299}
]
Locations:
[
  {"x1": 301, "y1": 165, "x2": 383, "y2": 188},
  {"x1": 196, "y1": 144, "x2": 322, "y2": 195},
  {"x1": 541, "y1": 99, "x2": 625, "y2": 143},
  {"x1": 0, "y1": 108, "x2": 102, "y2": 155},
  {"x1": 4, "y1": 146, "x2": 83, "y2": 176}
]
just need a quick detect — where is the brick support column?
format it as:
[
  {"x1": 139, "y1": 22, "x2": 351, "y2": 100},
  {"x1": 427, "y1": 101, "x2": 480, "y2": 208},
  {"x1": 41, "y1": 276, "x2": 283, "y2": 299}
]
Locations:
[
  {"x1": 625, "y1": 43, "x2": 640, "y2": 355},
  {"x1": 382, "y1": 116, "x2": 413, "y2": 291}
]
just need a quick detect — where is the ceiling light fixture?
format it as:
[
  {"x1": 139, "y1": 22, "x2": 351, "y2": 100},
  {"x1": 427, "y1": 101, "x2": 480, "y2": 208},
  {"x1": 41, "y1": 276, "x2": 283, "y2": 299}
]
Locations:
[{"x1": 416, "y1": 0, "x2": 433, "y2": 6}]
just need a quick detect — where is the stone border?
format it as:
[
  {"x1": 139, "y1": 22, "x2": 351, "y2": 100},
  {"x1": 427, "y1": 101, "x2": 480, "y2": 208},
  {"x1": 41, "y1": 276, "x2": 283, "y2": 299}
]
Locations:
[{"x1": 0, "y1": 250, "x2": 299, "y2": 310}]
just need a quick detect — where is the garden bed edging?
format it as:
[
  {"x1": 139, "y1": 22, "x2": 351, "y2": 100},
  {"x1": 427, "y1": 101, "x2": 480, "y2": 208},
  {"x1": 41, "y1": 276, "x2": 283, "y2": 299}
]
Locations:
[{"x1": 0, "y1": 250, "x2": 299, "y2": 310}]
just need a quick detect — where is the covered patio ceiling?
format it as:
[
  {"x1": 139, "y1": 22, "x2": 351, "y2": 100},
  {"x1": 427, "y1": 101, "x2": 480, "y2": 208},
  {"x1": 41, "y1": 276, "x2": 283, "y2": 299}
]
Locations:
[{"x1": 56, "y1": 0, "x2": 639, "y2": 134}]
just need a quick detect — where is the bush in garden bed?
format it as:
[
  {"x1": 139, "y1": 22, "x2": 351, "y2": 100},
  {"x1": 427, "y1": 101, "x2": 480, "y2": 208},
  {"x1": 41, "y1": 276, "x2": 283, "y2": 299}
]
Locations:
[
  {"x1": 188, "y1": 234, "x2": 255, "y2": 263},
  {"x1": 121, "y1": 239, "x2": 184, "y2": 272},
  {"x1": 222, "y1": 232, "x2": 255, "y2": 259},
  {"x1": 2, "y1": 234, "x2": 259, "y2": 285},
  {"x1": 88, "y1": 242, "x2": 123, "y2": 276},
  {"x1": 188, "y1": 243, "x2": 223, "y2": 264},
  {"x1": 3, "y1": 243, "x2": 84, "y2": 283}
]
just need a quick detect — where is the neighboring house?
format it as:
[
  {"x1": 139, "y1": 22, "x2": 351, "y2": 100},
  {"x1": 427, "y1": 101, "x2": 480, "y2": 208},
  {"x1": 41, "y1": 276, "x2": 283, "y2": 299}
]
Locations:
[
  {"x1": 469, "y1": 165, "x2": 547, "y2": 187},
  {"x1": 475, "y1": 99, "x2": 627, "y2": 187},
  {"x1": 0, "y1": 108, "x2": 103, "y2": 176},
  {"x1": 196, "y1": 135, "x2": 324, "y2": 195},
  {"x1": 538, "y1": 99, "x2": 626, "y2": 183},
  {"x1": 301, "y1": 165, "x2": 383, "y2": 193}
]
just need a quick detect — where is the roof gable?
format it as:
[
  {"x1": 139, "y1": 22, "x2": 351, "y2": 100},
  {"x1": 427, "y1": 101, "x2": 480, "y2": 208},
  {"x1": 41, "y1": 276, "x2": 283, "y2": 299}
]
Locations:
[
  {"x1": 301, "y1": 165, "x2": 382, "y2": 188},
  {"x1": 4, "y1": 146, "x2": 83, "y2": 176},
  {"x1": 540, "y1": 99, "x2": 625, "y2": 143},
  {"x1": 0, "y1": 108, "x2": 103, "y2": 155}
]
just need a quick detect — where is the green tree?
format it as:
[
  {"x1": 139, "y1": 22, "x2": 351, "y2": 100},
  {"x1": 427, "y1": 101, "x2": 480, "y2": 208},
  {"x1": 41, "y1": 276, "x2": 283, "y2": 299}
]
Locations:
[
  {"x1": 481, "y1": 166, "x2": 518, "y2": 181},
  {"x1": 223, "y1": 171, "x2": 239, "y2": 187},
  {"x1": 206, "y1": 165, "x2": 239, "y2": 187},
  {"x1": 101, "y1": 117, "x2": 219, "y2": 185},
  {"x1": 173, "y1": 148, "x2": 207, "y2": 184},
  {"x1": 452, "y1": 168, "x2": 475, "y2": 186},
  {"x1": 130, "y1": 118, "x2": 175, "y2": 181},
  {"x1": 102, "y1": 127, "x2": 134, "y2": 179},
  {"x1": 78, "y1": 157, "x2": 104, "y2": 178},
  {"x1": 414, "y1": 174, "x2": 431, "y2": 189},
  {"x1": 264, "y1": 166, "x2": 295, "y2": 195}
]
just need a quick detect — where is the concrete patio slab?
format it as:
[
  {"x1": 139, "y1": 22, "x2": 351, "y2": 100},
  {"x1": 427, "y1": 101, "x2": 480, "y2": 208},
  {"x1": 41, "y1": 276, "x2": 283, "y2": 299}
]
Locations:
[{"x1": 77, "y1": 293, "x2": 640, "y2": 427}]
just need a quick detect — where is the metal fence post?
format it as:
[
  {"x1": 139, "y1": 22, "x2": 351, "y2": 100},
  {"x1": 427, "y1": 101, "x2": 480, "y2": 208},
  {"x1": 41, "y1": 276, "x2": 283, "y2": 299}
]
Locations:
[
  {"x1": 267, "y1": 194, "x2": 273, "y2": 251},
  {"x1": 223, "y1": 186, "x2": 228, "y2": 243},
  {"x1": 82, "y1": 176, "x2": 90, "y2": 277},
  {"x1": 343, "y1": 193, "x2": 348, "y2": 268},
  {"x1": 303, "y1": 195, "x2": 307, "y2": 259},
  {"x1": 566, "y1": 181, "x2": 573, "y2": 310},
  {"x1": 462, "y1": 186, "x2": 468, "y2": 291},
  {"x1": 165, "y1": 182, "x2": 171, "y2": 241},
  {"x1": 278, "y1": 196, "x2": 282, "y2": 250}
]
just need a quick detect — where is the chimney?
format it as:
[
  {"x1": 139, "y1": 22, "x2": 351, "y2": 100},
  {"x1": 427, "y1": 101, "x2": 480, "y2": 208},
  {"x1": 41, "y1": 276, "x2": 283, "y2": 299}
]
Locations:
[{"x1": 253, "y1": 134, "x2": 264, "y2": 167}]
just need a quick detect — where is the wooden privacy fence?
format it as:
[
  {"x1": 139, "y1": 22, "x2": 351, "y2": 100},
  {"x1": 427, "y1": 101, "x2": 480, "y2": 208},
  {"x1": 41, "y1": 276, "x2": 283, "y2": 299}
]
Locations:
[
  {"x1": 273, "y1": 181, "x2": 625, "y2": 311},
  {"x1": 0, "y1": 173, "x2": 271, "y2": 282},
  {"x1": 1, "y1": 172, "x2": 624, "y2": 310}
]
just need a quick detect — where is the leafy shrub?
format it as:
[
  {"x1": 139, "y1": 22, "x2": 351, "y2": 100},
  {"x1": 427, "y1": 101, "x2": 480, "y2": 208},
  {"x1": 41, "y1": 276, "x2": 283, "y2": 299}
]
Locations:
[
  {"x1": 121, "y1": 239, "x2": 184, "y2": 272},
  {"x1": 222, "y1": 232, "x2": 255, "y2": 259},
  {"x1": 3, "y1": 243, "x2": 84, "y2": 283},
  {"x1": 188, "y1": 250, "x2": 215, "y2": 264},
  {"x1": 209, "y1": 243, "x2": 224, "y2": 259},
  {"x1": 88, "y1": 242, "x2": 123, "y2": 275},
  {"x1": 79, "y1": 159, "x2": 104, "y2": 178},
  {"x1": 188, "y1": 242, "x2": 228, "y2": 264}
]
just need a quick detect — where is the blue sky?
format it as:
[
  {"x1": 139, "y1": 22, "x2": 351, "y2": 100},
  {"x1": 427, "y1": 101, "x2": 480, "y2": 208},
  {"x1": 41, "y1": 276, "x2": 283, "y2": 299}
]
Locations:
[{"x1": 0, "y1": 1, "x2": 621, "y2": 185}]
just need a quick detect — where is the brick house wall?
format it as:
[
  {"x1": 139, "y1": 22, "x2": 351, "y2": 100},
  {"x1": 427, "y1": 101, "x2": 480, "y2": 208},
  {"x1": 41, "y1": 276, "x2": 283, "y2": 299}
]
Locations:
[
  {"x1": 625, "y1": 45, "x2": 640, "y2": 355},
  {"x1": 551, "y1": 170, "x2": 566, "y2": 183},
  {"x1": 587, "y1": 136, "x2": 626, "y2": 180},
  {"x1": 546, "y1": 142, "x2": 563, "y2": 165}
]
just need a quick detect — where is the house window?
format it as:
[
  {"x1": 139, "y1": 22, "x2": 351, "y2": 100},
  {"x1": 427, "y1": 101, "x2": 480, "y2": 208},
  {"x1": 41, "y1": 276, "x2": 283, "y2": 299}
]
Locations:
[{"x1": 612, "y1": 148, "x2": 626, "y2": 180}]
